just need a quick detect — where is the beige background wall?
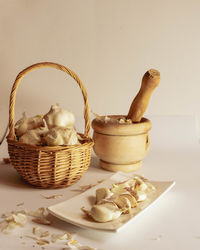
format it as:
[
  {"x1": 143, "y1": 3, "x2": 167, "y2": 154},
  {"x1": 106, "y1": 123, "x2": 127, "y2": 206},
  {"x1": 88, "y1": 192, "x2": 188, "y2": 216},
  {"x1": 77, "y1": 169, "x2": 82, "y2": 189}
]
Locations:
[{"x1": 0, "y1": 0, "x2": 200, "y2": 137}]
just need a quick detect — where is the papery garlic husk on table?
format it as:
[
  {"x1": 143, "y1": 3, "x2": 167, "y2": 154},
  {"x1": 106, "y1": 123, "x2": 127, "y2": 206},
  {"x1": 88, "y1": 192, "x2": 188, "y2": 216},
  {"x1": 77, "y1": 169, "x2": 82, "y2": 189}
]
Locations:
[
  {"x1": 44, "y1": 103, "x2": 75, "y2": 129},
  {"x1": 15, "y1": 112, "x2": 44, "y2": 137},
  {"x1": 44, "y1": 126, "x2": 80, "y2": 146}
]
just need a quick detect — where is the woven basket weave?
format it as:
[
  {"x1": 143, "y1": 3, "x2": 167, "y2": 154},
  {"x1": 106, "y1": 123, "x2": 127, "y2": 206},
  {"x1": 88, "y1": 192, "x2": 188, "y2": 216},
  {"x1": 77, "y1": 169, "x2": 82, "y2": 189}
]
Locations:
[{"x1": 7, "y1": 62, "x2": 94, "y2": 189}]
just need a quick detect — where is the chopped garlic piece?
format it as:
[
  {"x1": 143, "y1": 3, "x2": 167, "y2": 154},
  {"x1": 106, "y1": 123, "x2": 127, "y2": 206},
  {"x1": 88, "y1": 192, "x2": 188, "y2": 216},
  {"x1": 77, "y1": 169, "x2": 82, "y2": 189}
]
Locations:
[
  {"x1": 28, "y1": 207, "x2": 48, "y2": 218},
  {"x1": 33, "y1": 226, "x2": 50, "y2": 238},
  {"x1": 37, "y1": 239, "x2": 50, "y2": 245},
  {"x1": 51, "y1": 233, "x2": 68, "y2": 243},
  {"x1": 16, "y1": 202, "x2": 24, "y2": 207},
  {"x1": 1, "y1": 213, "x2": 27, "y2": 233},
  {"x1": 12, "y1": 213, "x2": 27, "y2": 226},
  {"x1": 41, "y1": 194, "x2": 63, "y2": 199},
  {"x1": 32, "y1": 217, "x2": 51, "y2": 225}
]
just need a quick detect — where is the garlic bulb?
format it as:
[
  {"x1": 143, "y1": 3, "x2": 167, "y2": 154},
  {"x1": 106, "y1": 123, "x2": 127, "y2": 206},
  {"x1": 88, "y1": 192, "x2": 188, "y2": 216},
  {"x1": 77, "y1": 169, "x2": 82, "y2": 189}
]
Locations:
[
  {"x1": 44, "y1": 127, "x2": 79, "y2": 146},
  {"x1": 15, "y1": 112, "x2": 44, "y2": 137},
  {"x1": 44, "y1": 104, "x2": 75, "y2": 129},
  {"x1": 19, "y1": 129, "x2": 42, "y2": 146}
]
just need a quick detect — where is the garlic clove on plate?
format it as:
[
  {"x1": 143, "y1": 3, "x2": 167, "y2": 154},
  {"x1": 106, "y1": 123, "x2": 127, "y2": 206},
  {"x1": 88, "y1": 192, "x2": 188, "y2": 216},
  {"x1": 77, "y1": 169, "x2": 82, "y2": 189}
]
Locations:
[
  {"x1": 44, "y1": 104, "x2": 75, "y2": 129},
  {"x1": 117, "y1": 193, "x2": 137, "y2": 208},
  {"x1": 113, "y1": 195, "x2": 132, "y2": 214},
  {"x1": 89, "y1": 203, "x2": 122, "y2": 223},
  {"x1": 134, "y1": 176, "x2": 148, "y2": 192},
  {"x1": 95, "y1": 188, "x2": 113, "y2": 204},
  {"x1": 133, "y1": 190, "x2": 147, "y2": 202}
]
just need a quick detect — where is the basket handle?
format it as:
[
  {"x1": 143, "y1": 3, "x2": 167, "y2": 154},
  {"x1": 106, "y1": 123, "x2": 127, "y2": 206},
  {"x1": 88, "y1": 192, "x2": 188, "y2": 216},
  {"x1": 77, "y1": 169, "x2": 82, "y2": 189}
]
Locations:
[{"x1": 7, "y1": 62, "x2": 91, "y2": 140}]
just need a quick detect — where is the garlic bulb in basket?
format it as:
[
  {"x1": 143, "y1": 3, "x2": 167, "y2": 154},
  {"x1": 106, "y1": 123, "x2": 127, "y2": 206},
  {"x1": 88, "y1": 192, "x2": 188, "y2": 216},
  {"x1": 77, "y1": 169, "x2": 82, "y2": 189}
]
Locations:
[
  {"x1": 15, "y1": 112, "x2": 44, "y2": 137},
  {"x1": 19, "y1": 126, "x2": 48, "y2": 146},
  {"x1": 44, "y1": 127, "x2": 79, "y2": 146},
  {"x1": 44, "y1": 104, "x2": 75, "y2": 129}
]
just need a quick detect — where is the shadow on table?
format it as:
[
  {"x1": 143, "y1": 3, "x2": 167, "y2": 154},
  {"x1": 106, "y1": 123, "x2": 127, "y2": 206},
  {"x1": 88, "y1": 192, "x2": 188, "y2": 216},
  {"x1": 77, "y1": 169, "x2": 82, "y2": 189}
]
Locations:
[
  {"x1": 0, "y1": 156, "x2": 105, "y2": 190},
  {"x1": 0, "y1": 162, "x2": 33, "y2": 189}
]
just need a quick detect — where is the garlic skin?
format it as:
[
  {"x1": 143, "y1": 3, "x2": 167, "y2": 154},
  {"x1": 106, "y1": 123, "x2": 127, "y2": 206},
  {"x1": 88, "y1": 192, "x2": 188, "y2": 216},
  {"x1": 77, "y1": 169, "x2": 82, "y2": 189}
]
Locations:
[
  {"x1": 15, "y1": 112, "x2": 44, "y2": 137},
  {"x1": 44, "y1": 104, "x2": 75, "y2": 129},
  {"x1": 44, "y1": 127, "x2": 79, "y2": 146}
]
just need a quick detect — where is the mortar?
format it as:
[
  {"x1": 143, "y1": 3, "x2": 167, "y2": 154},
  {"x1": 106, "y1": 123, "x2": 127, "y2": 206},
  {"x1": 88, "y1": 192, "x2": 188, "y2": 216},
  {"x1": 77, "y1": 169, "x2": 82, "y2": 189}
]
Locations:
[
  {"x1": 92, "y1": 116, "x2": 152, "y2": 172},
  {"x1": 92, "y1": 69, "x2": 160, "y2": 172}
]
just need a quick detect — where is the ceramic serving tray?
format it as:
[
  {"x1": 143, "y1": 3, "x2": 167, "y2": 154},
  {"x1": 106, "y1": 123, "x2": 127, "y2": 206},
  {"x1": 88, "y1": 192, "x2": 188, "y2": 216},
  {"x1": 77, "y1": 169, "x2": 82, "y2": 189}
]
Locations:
[{"x1": 48, "y1": 172, "x2": 175, "y2": 232}]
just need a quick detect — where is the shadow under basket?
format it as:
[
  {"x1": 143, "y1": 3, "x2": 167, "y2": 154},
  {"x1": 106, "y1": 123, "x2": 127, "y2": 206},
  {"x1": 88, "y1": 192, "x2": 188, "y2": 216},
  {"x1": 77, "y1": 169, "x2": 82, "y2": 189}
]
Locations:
[{"x1": 6, "y1": 62, "x2": 94, "y2": 188}]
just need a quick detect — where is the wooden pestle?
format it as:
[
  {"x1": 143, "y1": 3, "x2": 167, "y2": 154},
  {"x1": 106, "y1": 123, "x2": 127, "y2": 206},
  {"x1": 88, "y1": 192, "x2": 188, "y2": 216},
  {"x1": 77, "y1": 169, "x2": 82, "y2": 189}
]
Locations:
[{"x1": 127, "y1": 69, "x2": 160, "y2": 122}]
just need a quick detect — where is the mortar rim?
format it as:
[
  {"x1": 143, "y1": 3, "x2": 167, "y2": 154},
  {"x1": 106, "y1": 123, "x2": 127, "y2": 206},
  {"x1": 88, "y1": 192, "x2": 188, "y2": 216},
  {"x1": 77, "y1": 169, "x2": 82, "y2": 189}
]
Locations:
[{"x1": 92, "y1": 115, "x2": 152, "y2": 136}]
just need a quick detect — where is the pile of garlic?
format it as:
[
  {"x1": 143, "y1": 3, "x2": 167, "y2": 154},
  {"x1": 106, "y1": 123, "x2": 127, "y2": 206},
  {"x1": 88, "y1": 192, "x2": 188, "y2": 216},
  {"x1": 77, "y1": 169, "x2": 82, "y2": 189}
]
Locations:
[
  {"x1": 15, "y1": 104, "x2": 80, "y2": 146},
  {"x1": 82, "y1": 176, "x2": 156, "y2": 223}
]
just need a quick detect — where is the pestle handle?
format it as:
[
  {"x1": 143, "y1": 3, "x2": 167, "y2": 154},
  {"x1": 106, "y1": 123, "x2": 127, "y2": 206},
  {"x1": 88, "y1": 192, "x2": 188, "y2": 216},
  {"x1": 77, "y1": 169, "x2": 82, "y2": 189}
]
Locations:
[{"x1": 127, "y1": 69, "x2": 160, "y2": 122}]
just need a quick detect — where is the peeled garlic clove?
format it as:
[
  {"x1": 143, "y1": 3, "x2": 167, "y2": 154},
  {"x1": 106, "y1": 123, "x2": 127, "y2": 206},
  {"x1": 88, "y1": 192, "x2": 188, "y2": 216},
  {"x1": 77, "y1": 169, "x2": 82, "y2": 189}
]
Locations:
[
  {"x1": 146, "y1": 182, "x2": 156, "y2": 191},
  {"x1": 113, "y1": 196, "x2": 132, "y2": 214},
  {"x1": 117, "y1": 179, "x2": 135, "y2": 189},
  {"x1": 90, "y1": 203, "x2": 121, "y2": 223},
  {"x1": 134, "y1": 176, "x2": 148, "y2": 191},
  {"x1": 44, "y1": 104, "x2": 75, "y2": 129},
  {"x1": 96, "y1": 188, "x2": 113, "y2": 204},
  {"x1": 133, "y1": 190, "x2": 147, "y2": 202},
  {"x1": 110, "y1": 184, "x2": 127, "y2": 194},
  {"x1": 118, "y1": 193, "x2": 137, "y2": 208}
]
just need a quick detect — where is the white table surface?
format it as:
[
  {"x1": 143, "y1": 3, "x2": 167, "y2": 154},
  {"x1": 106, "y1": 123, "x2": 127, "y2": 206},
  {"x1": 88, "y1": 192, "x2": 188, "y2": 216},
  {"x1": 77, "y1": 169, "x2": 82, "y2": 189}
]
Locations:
[{"x1": 0, "y1": 115, "x2": 200, "y2": 250}]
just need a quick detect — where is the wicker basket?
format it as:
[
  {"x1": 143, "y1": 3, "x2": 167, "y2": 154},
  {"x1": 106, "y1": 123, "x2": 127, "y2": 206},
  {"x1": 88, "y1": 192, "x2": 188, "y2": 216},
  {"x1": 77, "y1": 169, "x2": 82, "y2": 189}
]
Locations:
[{"x1": 7, "y1": 62, "x2": 94, "y2": 189}]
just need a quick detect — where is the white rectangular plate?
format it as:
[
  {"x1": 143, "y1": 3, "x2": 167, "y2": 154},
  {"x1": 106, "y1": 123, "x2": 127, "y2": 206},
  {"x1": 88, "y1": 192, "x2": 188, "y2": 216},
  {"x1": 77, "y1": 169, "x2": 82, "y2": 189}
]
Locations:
[{"x1": 48, "y1": 173, "x2": 175, "y2": 232}]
